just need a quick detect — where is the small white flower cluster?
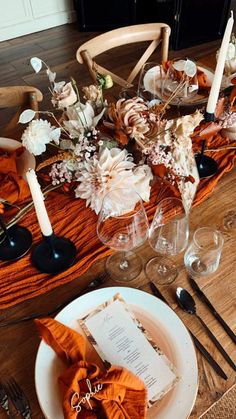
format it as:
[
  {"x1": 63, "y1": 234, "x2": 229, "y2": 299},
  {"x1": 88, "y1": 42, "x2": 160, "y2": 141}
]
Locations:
[
  {"x1": 49, "y1": 161, "x2": 74, "y2": 185},
  {"x1": 146, "y1": 144, "x2": 173, "y2": 168},
  {"x1": 220, "y1": 110, "x2": 236, "y2": 128},
  {"x1": 73, "y1": 130, "x2": 99, "y2": 161}
]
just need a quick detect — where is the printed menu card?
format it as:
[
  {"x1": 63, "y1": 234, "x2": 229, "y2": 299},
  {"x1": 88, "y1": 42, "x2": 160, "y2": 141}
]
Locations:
[{"x1": 79, "y1": 293, "x2": 179, "y2": 405}]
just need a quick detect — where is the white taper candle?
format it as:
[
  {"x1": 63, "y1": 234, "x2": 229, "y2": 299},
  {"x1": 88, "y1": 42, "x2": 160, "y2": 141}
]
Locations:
[
  {"x1": 206, "y1": 11, "x2": 234, "y2": 115},
  {"x1": 26, "y1": 168, "x2": 53, "y2": 236}
]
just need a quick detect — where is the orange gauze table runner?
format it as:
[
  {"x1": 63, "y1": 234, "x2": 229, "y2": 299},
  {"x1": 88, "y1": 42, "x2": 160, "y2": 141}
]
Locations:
[{"x1": 0, "y1": 134, "x2": 235, "y2": 310}]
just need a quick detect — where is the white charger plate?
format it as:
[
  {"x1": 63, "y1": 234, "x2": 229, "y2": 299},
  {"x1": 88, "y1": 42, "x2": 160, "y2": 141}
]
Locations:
[
  {"x1": 35, "y1": 287, "x2": 198, "y2": 419},
  {"x1": 143, "y1": 64, "x2": 230, "y2": 106},
  {"x1": 0, "y1": 137, "x2": 35, "y2": 180}
]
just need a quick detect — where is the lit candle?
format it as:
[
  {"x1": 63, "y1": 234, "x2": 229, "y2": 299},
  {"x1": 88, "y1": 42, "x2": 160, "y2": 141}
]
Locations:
[
  {"x1": 26, "y1": 168, "x2": 53, "y2": 237},
  {"x1": 206, "y1": 11, "x2": 234, "y2": 116}
]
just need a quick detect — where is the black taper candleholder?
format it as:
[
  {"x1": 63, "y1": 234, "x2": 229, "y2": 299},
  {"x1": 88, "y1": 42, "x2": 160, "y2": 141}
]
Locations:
[
  {"x1": 204, "y1": 111, "x2": 215, "y2": 122},
  {"x1": 195, "y1": 140, "x2": 218, "y2": 179},
  {"x1": 31, "y1": 233, "x2": 76, "y2": 274},
  {"x1": 0, "y1": 216, "x2": 32, "y2": 261}
]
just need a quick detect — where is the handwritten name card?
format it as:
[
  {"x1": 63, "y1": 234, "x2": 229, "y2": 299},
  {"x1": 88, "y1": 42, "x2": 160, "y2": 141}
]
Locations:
[{"x1": 79, "y1": 294, "x2": 179, "y2": 405}]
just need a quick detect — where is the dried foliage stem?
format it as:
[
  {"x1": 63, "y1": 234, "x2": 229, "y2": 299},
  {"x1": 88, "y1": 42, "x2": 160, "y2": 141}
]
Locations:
[
  {"x1": 5, "y1": 184, "x2": 60, "y2": 230},
  {"x1": 206, "y1": 146, "x2": 236, "y2": 152}
]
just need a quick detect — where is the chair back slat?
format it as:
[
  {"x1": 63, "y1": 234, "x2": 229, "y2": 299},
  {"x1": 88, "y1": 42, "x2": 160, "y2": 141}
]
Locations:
[{"x1": 76, "y1": 23, "x2": 171, "y2": 88}]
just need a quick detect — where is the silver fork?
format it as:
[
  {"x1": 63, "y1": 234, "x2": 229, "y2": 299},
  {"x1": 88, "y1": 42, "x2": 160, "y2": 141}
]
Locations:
[
  {"x1": 0, "y1": 382, "x2": 13, "y2": 418},
  {"x1": 5, "y1": 379, "x2": 31, "y2": 419}
]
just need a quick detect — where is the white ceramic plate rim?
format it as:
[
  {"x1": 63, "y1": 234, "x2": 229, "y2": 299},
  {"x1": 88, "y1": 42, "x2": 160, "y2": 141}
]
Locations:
[
  {"x1": 35, "y1": 287, "x2": 198, "y2": 419},
  {"x1": 0, "y1": 137, "x2": 35, "y2": 180}
]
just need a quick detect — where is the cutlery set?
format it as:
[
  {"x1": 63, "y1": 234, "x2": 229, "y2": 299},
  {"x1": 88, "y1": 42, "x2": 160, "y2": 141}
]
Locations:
[
  {"x1": 0, "y1": 379, "x2": 31, "y2": 418},
  {"x1": 150, "y1": 277, "x2": 236, "y2": 380}
]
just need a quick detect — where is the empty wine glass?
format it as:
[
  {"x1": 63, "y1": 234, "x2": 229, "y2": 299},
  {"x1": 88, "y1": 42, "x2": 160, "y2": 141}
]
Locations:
[
  {"x1": 222, "y1": 210, "x2": 236, "y2": 231},
  {"x1": 184, "y1": 227, "x2": 224, "y2": 277},
  {"x1": 161, "y1": 59, "x2": 199, "y2": 105},
  {"x1": 146, "y1": 197, "x2": 189, "y2": 284},
  {"x1": 137, "y1": 62, "x2": 163, "y2": 104},
  {"x1": 97, "y1": 188, "x2": 149, "y2": 282}
]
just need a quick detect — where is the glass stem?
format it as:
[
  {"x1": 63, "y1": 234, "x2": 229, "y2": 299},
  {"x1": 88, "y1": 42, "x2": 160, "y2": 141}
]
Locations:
[{"x1": 119, "y1": 251, "x2": 129, "y2": 270}]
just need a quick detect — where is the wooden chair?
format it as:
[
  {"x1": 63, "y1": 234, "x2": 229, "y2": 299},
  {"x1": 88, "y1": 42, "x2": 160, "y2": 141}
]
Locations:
[
  {"x1": 0, "y1": 86, "x2": 43, "y2": 139},
  {"x1": 76, "y1": 23, "x2": 171, "y2": 88}
]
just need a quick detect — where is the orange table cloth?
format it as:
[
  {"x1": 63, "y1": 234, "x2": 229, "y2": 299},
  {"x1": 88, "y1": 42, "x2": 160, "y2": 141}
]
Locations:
[{"x1": 0, "y1": 133, "x2": 235, "y2": 310}]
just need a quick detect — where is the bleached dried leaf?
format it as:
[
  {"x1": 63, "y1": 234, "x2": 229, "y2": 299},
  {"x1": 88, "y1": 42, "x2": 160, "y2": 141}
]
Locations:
[
  {"x1": 185, "y1": 59, "x2": 197, "y2": 77},
  {"x1": 51, "y1": 128, "x2": 61, "y2": 143},
  {"x1": 30, "y1": 57, "x2": 42, "y2": 73},
  {"x1": 19, "y1": 109, "x2": 36, "y2": 124},
  {"x1": 46, "y1": 68, "x2": 56, "y2": 83},
  {"x1": 173, "y1": 60, "x2": 186, "y2": 72}
]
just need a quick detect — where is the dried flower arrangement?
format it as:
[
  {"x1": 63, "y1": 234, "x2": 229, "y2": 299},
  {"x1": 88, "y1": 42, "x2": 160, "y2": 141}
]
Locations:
[{"x1": 19, "y1": 57, "x2": 203, "y2": 213}]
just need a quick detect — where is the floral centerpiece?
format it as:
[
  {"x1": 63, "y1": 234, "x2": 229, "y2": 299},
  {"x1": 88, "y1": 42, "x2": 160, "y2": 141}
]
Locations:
[{"x1": 19, "y1": 57, "x2": 203, "y2": 213}]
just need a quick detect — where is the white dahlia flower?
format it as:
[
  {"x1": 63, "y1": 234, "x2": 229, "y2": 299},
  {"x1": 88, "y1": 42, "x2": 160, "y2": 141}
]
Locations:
[{"x1": 75, "y1": 147, "x2": 153, "y2": 214}]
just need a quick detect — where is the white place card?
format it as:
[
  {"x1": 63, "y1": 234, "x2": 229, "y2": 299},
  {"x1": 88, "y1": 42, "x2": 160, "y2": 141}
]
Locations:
[{"x1": 79, "y1": 293, "x2": 179, "y2": 405}]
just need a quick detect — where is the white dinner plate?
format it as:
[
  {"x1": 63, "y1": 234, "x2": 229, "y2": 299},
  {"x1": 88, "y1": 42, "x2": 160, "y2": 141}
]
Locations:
[
  {"x1": 0, "y1": 137, "x2": 35, "y2": 180},
  {"x1": 143, "y1": 64, "x2": 230, "y2": 106},
  {"x1": 35, "y1": 287, "x2": 198, "y2": 419}
]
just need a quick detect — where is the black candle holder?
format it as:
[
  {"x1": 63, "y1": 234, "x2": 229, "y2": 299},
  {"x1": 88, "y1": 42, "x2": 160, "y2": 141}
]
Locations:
[
  {"x1": 195, "y1": 140, "x2": 218, "y2": 179},
  {"x1": 32, "y1": 233, "x2": 76, "y2": 274},
  {"x1": 204, "y1": 111, "x2": 215, "y2": 122},
  {"x1": 0, "y1": 216, "x2": 32, "y2": 261}
]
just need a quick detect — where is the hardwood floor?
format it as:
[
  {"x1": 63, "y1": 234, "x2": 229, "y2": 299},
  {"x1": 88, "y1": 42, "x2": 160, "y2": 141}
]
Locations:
[{"x1": 0, "y1": 22, "x2": 227, "y2": 134}]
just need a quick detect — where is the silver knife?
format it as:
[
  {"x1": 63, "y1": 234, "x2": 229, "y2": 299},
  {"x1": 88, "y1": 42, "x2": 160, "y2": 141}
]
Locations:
[
  {"x1": 189, "y1": 276, "x2": 236, "y2": 344},
  {"x1": 149, "y1": 281, "x2": 228, "y2": 380}
]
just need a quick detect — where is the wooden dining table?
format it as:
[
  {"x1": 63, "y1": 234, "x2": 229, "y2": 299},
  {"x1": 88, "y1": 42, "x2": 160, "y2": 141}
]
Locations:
[{"x1": 0, "y1": 50, "x2": 236, "y2": 419}]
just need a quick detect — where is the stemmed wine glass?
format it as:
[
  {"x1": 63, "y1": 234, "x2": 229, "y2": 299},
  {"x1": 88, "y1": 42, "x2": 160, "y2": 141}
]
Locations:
[
  {"x1": 97, "y1": 188, "x2": 149, "y2": 282},
  {"x1": 161, "y1": 59, "x2": 199, "y2": 106},
  {"x1": 145, "y1": 197, "x2": 189, "y2": 284},
  {"x1": 137, "y1": 62, "x2": 163, "y2": 104}
]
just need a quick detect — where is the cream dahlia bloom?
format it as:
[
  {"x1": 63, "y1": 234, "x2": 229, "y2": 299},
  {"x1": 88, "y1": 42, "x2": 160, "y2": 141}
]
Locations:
[
  {"x1": 21, "y1": 119, "x2": 60, "y2": 156},
  {"x1": 75, "y1": 147, "x2": 153, "y2": 214}
]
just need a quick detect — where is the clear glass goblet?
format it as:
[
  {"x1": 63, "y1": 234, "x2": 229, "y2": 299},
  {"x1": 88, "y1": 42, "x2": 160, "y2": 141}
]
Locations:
[
  {"x1": 145, "y1": 197, "x2": 189, "y2": 285},
  {"x1": 97, "y1": 188, "x2": 149, "y2": 282},
  {"x1": 184, "y1": 227, "x2": 224, "y2": 277},
  {"x1": 137, "y1": 62, "x2": 163, "y2": 104},
  {"x1": 222, "y1": 210, "x2": 236, "y2": 231},
  {"x1": 162, "y1": 58, "x2": 199, "y2": 105}
]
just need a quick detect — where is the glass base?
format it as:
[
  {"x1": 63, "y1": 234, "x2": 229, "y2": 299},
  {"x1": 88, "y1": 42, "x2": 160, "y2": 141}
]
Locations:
[
  {"x1": 223, "y1": 211, "x2": 236, "y2": 231},
  {"x1": 0, "y1": 225, "x2": 32, "y2": 261},
  {"x1": 145, "y1": 256, "x2": 178, "y2": 285},
  {"x1": 106, "y1": 251, "x2": 143, "y2": 282}
]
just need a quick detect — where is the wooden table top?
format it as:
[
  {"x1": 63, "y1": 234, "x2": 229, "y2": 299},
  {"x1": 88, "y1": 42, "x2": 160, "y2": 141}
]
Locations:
[{"x1": 0, "y1": 51, "x2": 235, "y2": 418}]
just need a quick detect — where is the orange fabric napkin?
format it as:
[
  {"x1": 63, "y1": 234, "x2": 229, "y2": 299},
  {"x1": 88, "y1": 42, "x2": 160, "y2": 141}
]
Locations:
[
  {"x1": 191, "y1": 123, "x2": 236, "y2": 204},
  {"x1": 0, "y1": 147, "x2": 30, "y2": 205},
  {"x1": 35, "y1": 317, "x2": 147, "y2": 419}
]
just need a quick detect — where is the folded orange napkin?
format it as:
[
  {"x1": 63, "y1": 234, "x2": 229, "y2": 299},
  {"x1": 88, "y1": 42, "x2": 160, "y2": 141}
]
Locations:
[
  {"x1": 0, "y1": 147, "x2": 30, "y2": 204},
  {"x1": 35, "y1": 318, "x2": 147, "y2": 419}
]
